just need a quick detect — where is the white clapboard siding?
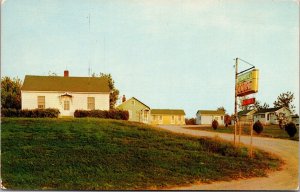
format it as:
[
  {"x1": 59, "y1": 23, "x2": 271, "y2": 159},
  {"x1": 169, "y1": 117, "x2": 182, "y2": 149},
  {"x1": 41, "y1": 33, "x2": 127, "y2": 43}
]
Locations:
[{"x1": 21, "y1": 91, "x2": 109, "y2": 116}]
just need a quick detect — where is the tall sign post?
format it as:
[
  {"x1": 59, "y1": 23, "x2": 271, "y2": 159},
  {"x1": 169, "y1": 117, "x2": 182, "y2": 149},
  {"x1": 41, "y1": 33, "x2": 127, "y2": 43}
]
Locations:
[
  {"x1": 234, "y1": 58, "x2": 238, "y2": 146},
  {"x1": 234, "y1": 58, "x2": 259, "y2": 155}
]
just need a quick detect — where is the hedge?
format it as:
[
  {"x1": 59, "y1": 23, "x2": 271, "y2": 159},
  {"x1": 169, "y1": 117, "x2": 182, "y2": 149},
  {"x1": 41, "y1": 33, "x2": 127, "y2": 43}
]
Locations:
[
  {"x1": 74, "y1": 109, "x2": 129, "y2": 120},
  {"x1": 1, "y1": 108, "x2": 60, "y2": 118}
]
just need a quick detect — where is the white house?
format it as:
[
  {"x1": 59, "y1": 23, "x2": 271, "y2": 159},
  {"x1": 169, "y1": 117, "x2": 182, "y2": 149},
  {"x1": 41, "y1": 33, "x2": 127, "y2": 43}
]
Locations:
[
  {"x1": 21, "y1": 70, "x2": 110, "y2": 117},
  {"x1": 253, "y1": 107, "x2": 292, "y2": 125},
  {"x1": 196, "y1": 110, "x2": 225, "y2": 125}
]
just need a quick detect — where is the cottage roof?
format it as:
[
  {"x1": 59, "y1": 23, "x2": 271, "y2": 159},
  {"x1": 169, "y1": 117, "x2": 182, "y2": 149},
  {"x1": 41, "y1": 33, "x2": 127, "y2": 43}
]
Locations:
[
  {"x1": 151, "y1": 109, "x2": 185, "y2": 115},
  {"x1": 21, "y1": 75, "x2": 110, "y2": 93},
  {"x1": 238, "y1": 109, "x2": 256, "y2": 116},
  {"x1": 117, "y1": 97, "x2": 150, "y2": 109},
  {"x1": 197, "y1": 110, "x2": 225, "y2": 115},
  {"x1": 254, "y1": 107, "x2": 282, "y2": 114}
]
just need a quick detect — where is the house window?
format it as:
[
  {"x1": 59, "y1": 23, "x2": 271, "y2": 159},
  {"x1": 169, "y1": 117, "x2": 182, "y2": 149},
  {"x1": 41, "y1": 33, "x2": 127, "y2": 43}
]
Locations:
[
  {"x1": 37, "y1": 96, "x2": 45, "y2": 109},
  {"x1": 64, "y1": 100, "x2": 70, "y2": 110},
  {"x1": 261, "y1": 114, "x2": 265, "y2": 118},
  {"x1": 131, "y1": 100, "x2": 135, "y2": 106},
  {"x1": 221, "y1": 116, "x2": 223, "y2": 120},
  {"x1": 178, "y1": 115, "x2": 181, "y2": 121},
  {"x1": 87, "y1": 97, "x2": 95, "y2": 110},
  {"x1": 159, "y1": 116, "x2": 162, "y2": 121},
  {"x1": 152, "y1": 115, "x2": 156, "y2": 121},
  {"x1": 267, "y1": 114, "x2": 270, "y2": 121},
  {"x1": 144, "y1": 111, "x2": 148, "y2": 120}
]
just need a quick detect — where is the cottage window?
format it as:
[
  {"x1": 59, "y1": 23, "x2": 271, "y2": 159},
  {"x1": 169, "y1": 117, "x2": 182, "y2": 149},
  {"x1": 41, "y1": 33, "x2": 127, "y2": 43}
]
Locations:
[
  {"x1": 221, "y1": 116, "x2": 223, "y2": 120},
  {"x1": 152, "y1": 115, "x2": 156, "y2": 121},
  {"x1": 87, "y1": 97, "x2": 95, "y2": 110},
  {"x1": 64, "y1": 100, "x2": 70, "y2": 110},
  {"x1": 261, "y1": 114, "x2": 265, "y2": 118},
  {"x1": 37, "y1": 96, "x2": 45, "y2": 109},
  {"x1": 178, "y1": 115, "x2": 181, "y2": 121}
]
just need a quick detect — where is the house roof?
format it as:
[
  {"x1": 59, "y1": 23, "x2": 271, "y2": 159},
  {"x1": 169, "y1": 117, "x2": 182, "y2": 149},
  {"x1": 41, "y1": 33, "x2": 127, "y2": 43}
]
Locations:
[
  {"x1": 117, "y1": 97, "x2": 150, "y2": 109},
  {"x1": 21, "y1": 75, "x2": 110, "y2": 93},
  {"x1": 254, "y1": 107, "x2": 283, "y2": 114},
  {"x1": 151, "y1": 109, "x2": 185, "y2": 115},
  {"x1": 197, "y1": 110, "x2": 225, "y2": 115},
  {"x1": 238, "y1": 109, "x2": 256, "y2": 116}
]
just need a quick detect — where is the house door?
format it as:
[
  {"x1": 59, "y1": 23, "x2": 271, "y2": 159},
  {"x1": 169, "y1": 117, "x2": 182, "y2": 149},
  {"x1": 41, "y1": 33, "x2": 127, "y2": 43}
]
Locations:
[{"x1": 61, "y1": 98, "x2": 72, "y2": 116}]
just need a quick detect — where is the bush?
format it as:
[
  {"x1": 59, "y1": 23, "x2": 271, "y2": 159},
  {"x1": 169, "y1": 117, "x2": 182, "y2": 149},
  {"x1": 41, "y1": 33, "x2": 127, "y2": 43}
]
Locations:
[
  {"x1": 1, "y1": 108, "x2": 20, "y2": 117},
  {"x1": 1, "y1": 108, "x2": 60, "y2": 118},
  {"x1": 185, "y1": 118, "x2": 196, "y2": 125},
  {"x1": 212, "y1": 120, "x2": 218, "y2": 130},
  {"x1": 285, "y1": 122, "x2": 297, "y2": 137},
  {"x1": 74, "y1": 109, "x2": 129, "y2": 120},
  {"x1": 253, "y1": 120, "x2": 263, "y2": 134}
]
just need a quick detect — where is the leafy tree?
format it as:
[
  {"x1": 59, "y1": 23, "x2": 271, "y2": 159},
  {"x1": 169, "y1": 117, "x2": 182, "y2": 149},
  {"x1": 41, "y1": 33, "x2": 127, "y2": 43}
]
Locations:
[
  {"x1": 217, "y1": 106, "x2": 226, "y2": 113},
  {"x1": 1, "y1": 76, "x2": 22, "y2": 109},
  {"x1": 92, "y1": 73, "x2": 119, "y2": 109},
  {"x1": 273, "y1": 91, "x2": 295, "y2": 113}
]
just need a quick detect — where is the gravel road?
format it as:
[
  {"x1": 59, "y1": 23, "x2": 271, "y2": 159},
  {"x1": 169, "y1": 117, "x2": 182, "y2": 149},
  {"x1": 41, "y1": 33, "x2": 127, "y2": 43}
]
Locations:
[{"x1": 158, "y1": 125, "x2": 299, "y2": 190}]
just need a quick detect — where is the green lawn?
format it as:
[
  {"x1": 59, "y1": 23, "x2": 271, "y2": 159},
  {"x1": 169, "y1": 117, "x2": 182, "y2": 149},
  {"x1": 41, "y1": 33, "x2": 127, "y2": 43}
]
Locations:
[
  {"x1": 184, "y1": 124, "x2": 299, "y2": 141},
  {"x1": 1, "y1": 118, "x2": 283, "y2": 190}
]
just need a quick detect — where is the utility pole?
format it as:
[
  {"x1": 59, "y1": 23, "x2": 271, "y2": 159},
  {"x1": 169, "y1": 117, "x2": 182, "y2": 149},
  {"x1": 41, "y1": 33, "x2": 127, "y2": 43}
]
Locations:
[{"x1": 234, "y1": 58, "x2": 238, "y2": 146}]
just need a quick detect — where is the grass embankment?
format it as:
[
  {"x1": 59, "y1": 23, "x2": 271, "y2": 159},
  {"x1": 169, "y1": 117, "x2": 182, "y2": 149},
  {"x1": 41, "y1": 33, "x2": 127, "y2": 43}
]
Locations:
[
  {"x1": 1, "y1": 118, "x2": 282, "y2": 190},
  {"x1": 184, "y1": 124, "x2": 299, "y2": 141}
]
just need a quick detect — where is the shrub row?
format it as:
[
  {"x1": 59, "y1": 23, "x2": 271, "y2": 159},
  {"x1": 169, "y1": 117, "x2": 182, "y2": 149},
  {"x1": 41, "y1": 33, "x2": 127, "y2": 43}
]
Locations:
[
  {"x1": 74, "y1": 109, "x2": 129, "y2": 120},
  {"x1": 1, "y1": 108, "x2": 60, "y2": 118}
]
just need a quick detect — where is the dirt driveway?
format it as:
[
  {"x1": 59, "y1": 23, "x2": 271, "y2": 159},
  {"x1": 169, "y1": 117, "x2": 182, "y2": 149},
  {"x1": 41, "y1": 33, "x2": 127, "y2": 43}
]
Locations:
[{"x1": 158, "y1": 125, "x2": 299, "y2": 190}]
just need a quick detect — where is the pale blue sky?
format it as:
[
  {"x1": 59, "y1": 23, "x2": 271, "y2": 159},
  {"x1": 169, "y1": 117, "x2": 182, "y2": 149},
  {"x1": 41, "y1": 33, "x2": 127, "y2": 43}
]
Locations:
[{"x1": 1, "y1": 0, "x2": 299, "y2": 117}]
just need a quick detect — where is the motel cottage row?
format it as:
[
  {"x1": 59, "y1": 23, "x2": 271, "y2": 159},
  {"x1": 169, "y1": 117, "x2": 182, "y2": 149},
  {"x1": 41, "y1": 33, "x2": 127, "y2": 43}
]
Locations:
[
  {"x1": 21, "y1": 71, "x2": 186, "y2": 125},
  {"x1": 21, "y1": 71, "x2": 296, "y2": 126}
]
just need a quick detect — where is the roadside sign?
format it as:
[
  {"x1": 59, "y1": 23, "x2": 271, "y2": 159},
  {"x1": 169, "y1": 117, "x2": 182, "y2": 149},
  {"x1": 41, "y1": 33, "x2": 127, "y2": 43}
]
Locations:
[
  {"x1": 242, "y1": 98, "x2": 255, "y2": 106},
  {"x1": 237, "y1": 69, "x2": 259, "y2": 97}
]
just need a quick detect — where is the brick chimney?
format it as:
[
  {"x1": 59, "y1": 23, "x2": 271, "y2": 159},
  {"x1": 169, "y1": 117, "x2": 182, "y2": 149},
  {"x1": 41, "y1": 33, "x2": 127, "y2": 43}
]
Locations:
[
  {"x1": 64, "y1": 70, "x2": 69, "y2": 77},
  {"x1": 122, "y1": 95, "x2": 126, "y2": 103}
]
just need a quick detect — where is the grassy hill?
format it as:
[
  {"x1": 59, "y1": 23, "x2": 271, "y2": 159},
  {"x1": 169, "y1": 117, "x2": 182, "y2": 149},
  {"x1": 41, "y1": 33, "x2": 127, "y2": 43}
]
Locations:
[{"x1": 1, "y1": 118, "x2": 282, "y2": 190}]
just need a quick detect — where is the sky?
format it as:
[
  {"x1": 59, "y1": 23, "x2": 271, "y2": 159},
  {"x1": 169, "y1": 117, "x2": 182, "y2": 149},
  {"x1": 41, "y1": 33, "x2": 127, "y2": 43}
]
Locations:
[{"x1": 1, "y1": 0, "x2": 299, "y2": 118}]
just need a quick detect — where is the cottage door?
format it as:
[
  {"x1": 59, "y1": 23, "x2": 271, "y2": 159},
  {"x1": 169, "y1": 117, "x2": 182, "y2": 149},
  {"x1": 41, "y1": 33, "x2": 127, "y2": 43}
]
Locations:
[{"x1": 60, "y1": 94, "x2": 73, "y2": 116}]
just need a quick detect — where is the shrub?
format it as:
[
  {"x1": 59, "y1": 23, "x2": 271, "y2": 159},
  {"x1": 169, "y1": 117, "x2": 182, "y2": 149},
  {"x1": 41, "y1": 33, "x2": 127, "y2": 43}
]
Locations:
[
  {"x1": 1, "y1": 108, "x2": 20, "y2": 117},
  {"x1": 253, "y1": 120, "x2": 263, "y2": 134},
  {"x1": 74, "y1": 109, "x2": 129, "y2": 120},
  {"x1": 185, "y1": 118, "x2": 196, "y2": 125},
  {"x1": 212, "y1": 120, "x2": 218, "y2": 130},
  {"x1": 285, "y1": 122, "x2": 297, "y2": 137},
  {"x1": 1, "y1": 108, "x2": 60, "y2": 118}
]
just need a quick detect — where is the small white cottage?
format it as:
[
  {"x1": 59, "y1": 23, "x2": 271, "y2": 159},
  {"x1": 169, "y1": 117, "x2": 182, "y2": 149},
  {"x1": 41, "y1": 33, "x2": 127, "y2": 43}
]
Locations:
[
  {"x1": 253, "y1": 107, "x2": 292, "y2": 125},
  {"x1": 196, "y1": 109, "x2": 225, "y2": 125},
  {"x1": 21, "y1": 70, "x2": 110, "y2": 117}
]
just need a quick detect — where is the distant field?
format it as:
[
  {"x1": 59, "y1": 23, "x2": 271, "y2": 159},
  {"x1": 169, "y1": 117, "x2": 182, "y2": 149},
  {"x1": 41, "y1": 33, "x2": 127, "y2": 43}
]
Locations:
[
  {"x1": 183, "y1": 124, "x2": 299, "y2": 141},
  {"x1": 1, "y1": 118, "x2": 282, "y2": 190}
]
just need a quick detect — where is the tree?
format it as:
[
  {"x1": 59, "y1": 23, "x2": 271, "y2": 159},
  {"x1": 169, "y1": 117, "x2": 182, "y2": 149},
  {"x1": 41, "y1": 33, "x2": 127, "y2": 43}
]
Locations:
[
  {"x1": 92, "y1": 73, "x2": 119, "y2": 109},
  {"x1": 224, "y1": 114, "x2": 231, "y2": 127},
  {"x1": 1, "y1": 76, "x2": 22, "y2": 109},
  {"x1": 217, "y1": 106, "x2": 226, "y2": 113},
  {"x1": 273, "y1": 91, "x2": 295, "y2": 113}
]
